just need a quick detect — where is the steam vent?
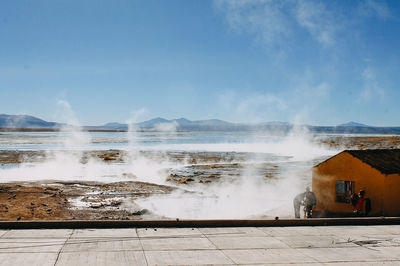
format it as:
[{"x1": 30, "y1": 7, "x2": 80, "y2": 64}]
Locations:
[{"x1": 312, "y1": 149, "x2": 400, "y2": 217}]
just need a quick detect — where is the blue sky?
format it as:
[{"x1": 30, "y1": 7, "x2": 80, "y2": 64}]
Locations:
[{"x1": 1, "y1": 0, "x2": 400, "y2": 126}]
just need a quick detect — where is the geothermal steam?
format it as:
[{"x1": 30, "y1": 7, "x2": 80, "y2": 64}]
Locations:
[{"x1": 0, "y1": 103, "x2": 337, "y2": 218}]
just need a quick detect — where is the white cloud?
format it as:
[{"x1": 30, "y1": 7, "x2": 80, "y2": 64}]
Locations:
[
  {"x1": 294, "y1": 0, "x2": 337, "y2": 47},
  {"x1": 217, "y1": 80, "x2": 330, "y2": 124},
  {"x1": 218, "y1": 91, "x2": 287, "y2": 123},
  {"x1": 215, "y1": 0, "x2": 392, "y2": 52},
  {"x1": 359, "y1": 66, "x2": 385, "y2": 102},
  {"x1": 214, "y1": 0, "x2": 392, "y2": 124},
  {"x1": 236, "y1": 93, "x2": 287, "y2": 114},
  {"x1": 214, "y1": 0, "x2": 341, "y2": 51},
  {"x1": 359, "y1": 0, "x2": 391, "y2": 19},
  {"x1": 214, "y1": 0, "x2": 291, "y2": 50},
  {"x1": 287, "y1": 81, "x2": 331, "y2": 124},
  {"x1": 301, "y1": 81, "x2": 330, "y2": 99}
]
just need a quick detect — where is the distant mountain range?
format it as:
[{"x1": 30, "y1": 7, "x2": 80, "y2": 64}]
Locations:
[
  {"x1": 0, "y1": 114, "x2": 64, "y2": 129},
  {"x1": 1, "y1": 114, "x2": 400, "y2": 134},
  {"x1": 97, "y1": 117, "x2": 292, "y2": 132}
]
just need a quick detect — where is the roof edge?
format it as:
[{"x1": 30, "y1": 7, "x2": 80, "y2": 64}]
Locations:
[{"x1": 313, "y1": 150, "x2": 347, "y2": 168}]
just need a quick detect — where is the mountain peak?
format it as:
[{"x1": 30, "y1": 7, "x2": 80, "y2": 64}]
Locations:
[
  {"x1": 174, "y1": 118, "x2": 191, "y2": 123},
  {"x1": 338, "y1": 121, "x2": 370, "y2": 127},
  {"x1": 103, "y1": 122, "x2": 127, "y2": 127},
  {"x1": 147, "y1": 117, "x2": 170, "y2": 123}
]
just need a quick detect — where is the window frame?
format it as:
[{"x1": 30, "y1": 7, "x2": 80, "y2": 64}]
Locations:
[{"x1": 335, "y1": 180, "x2": 354, "y2": 203}]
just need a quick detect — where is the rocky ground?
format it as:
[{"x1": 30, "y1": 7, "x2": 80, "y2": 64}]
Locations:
[
  {"x1": 318, "y1": 135, "x2": 400, "y2": 149},
  {"x1": 0, "y1": 150, "x2": 250, "y2": 221},
  {"x1": 0, "y1": 180, "x2": 176, "y2": 221},
  {"x1": 1, "y1": 135, "x2": 400, "y2": 221}
]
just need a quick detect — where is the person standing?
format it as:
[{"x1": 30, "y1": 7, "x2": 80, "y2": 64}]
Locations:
[
  {"x1": 303, "y1": 187, "x2": 317, "y2": 218},
  {"x1": 354, "y1": 190, "x2": 366, "y2": 216},
  {"x1": 293, "y1": 192, "x2": 305, "y2": 218}
]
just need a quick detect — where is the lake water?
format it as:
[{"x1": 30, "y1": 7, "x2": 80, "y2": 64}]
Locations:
[
  {"x1": 0, "y1": 131, "x2": 335, "y2": 158},
  {"x1": 0, "y1": 131, "x2": 287, "y2": 150}
]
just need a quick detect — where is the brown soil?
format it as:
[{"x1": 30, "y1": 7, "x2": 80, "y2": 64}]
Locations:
[
  {"x1": 0, "y1": 183, "x2": 69, "y2": 220},
  {"x1": 320, "y1": 136, "x2": 400, "y2": 149},
  {"x1": 0, "y1": 181, "x2": 176, "y2": 221}
]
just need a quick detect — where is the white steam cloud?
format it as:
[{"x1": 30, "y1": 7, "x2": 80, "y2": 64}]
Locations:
[
  {"x1": 0, "y1": 102, "x2": 338, "y2": 219},
  {"x1": 137, "y1": 131, "x2": 336, "y2": 219}
]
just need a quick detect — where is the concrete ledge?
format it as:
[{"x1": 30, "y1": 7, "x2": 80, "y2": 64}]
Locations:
[{"x1": 1, "y1": 217, "x2": 400, "y2": 229}]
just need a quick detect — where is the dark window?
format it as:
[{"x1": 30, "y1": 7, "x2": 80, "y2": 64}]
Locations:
[{"x1": 336, "y1": 180, "x2": 354, "y2": 203}]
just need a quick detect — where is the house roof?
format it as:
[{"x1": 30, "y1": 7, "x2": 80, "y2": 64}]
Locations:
[{"x1": 345, "y1": 149, "x2": 400, "y2": 175}]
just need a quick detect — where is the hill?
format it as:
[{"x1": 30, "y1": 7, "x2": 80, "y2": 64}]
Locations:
[
  {"x1": 0, "y1": 114, "x2": 62, "y2": 128},
  {"x1": 1, "y1": 114, "x2": 400, "y2": 134},
  {"x1": 338, "y1": 121, "x2": 370, "y2": 127}
]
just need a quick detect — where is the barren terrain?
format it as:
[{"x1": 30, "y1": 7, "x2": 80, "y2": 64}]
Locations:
[{"x1": 1, "y1": 135, "x2": 400, "y2": 221}]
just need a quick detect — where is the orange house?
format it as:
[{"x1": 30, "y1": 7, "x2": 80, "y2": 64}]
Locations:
[{"x1": 312, "y1": 149, "x2": 400, "y2": 217}]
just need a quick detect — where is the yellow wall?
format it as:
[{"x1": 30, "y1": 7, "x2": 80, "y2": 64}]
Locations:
[
  {"x1": 383, "y1": 173, "x2": 400, "y2": 216},
  {"x1": 312, "y1": 152, "x2": 385, "y2": 216}
]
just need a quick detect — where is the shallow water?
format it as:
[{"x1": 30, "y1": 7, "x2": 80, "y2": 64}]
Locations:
[{"x1": 0, "y1": 131, "x2": 305, "y2": 150}]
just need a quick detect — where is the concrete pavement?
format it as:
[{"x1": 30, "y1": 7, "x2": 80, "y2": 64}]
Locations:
[{"x1": 0, "y1": 225, "x2": 400, "y2": 265}]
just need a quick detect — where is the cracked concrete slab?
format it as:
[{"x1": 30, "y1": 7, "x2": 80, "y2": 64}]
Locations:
[
  {"x1": 63, "y1": 238, "x2": 142, "y2": 252},
  {"x1": 137, "y1": 228, "x2": 203, "y2": 238},
  {"x1": 199, "y1": 227, "x2": 266, "y2": 237},
  {"x1": 0, "y1": 225, "x2": 398, "y2": 265},
  {"x1": 140, "y1": 237, "x2": 216, "y2": 251},
  {"x1": 4, "y1": 229, "x2": 72, "y2": 238},
  {"x1": 0, "y1": 238, "x2": 64, "y2": 253},
  {"x1": 144, "y1": 250, "x2": 234, "y2": 265},
  {"x1": 0, "y1": 231, "x2": 8, "y2": 238},
  {"x1": 223, "y1": 248, "x2": 318, "y2": 264},
  {"x1": 70, "y1": 228, "x2": 138, "y2": 238},
  {"x1": 0, "y1": 253, "x2": 58, "y2": 266},
  {"x1": 56, "y1": 251, "x2": 147, "y2": 266},
  {"x1": 208, "y1": 236, "x2": 290, "y2": 249}
]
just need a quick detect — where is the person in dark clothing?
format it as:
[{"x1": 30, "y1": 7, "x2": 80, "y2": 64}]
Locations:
[
  {"x1": 351, "y1": 193, "x2": 359, "y2": 207},
  {"x1": 303, "y1": 187, "x2": 317, "y2": 218},
  {"x1": 353, "y1": 190, "x2": 366, "y2": 216},
  {"x1": 293, "y1": 192, "x2": 305, "y2": 218},
  {"x1": 365, "y1": 197, "x2": 372, "y2": 216}
]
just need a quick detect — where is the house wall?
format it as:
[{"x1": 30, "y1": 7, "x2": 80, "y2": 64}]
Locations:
[
  {"x1": 312, "y1": 152, "x2": 385, "y2": 216},
  {"x1": 383, "y1": 173, "x2": 400, "y2": 216}
]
